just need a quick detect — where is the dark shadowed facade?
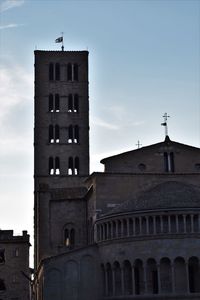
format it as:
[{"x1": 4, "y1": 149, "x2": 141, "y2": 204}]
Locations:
[
  {"x1": 33, "y1": 50, "x2": 200, "y2": 300},
  {"x1": 0, "y1": 230, "x2": 30, "y2": 299}
]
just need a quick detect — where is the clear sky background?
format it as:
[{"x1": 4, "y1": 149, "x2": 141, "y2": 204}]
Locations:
[{"x1": 0, "y1": 0, "x2": 199, "y2": 264}]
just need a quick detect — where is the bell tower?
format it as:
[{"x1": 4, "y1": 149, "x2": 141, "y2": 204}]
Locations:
[{"x1": 34, "y1": 50, "x2": 89, "y2": 268}]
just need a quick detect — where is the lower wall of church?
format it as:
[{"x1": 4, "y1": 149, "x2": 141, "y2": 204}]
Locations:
[{"x1": 35, "y1": 237, "x2": 200, "y2": 300}]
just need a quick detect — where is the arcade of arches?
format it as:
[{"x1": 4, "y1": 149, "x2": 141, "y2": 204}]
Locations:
[{"x1": 101, "y1": 256, "x2": 200, "y2": 297}]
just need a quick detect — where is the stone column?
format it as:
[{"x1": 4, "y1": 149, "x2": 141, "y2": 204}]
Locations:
[
  {"x1": 157, "y1": 264, "x2": 161, "y2": 294},
  {"x1": 153, "y1": 216, "x2": 156, "y2": 234},
  {"x1": 146, "y1": 216, "x2": 149, "y2": 235},
  {"x1": 127, "y1": 218, "x2": 130, "y2": 236},
  {"x1": 112, "y1": 267, "x2": 115, "y2": 296},
  {"x1": 139, "y1": 217, "x2": 142, "y2": 235},
  {"x1": 143, "y1": 264, "x2": 147, "y2": 294},
  {"x1": 191, "y1": 214, "x2": 194, "y2": 233},
  {"x1": 183, "y1": 215, "x2": 186, "y2": 233},
  {"x1": 171, "y1": 263, "x2": 175, "y2": 293},
  {"x1": 168, "y1": 215, "x2": 171, "y2": 233},
  {"x1": 160, "y1": 215, "x2": 163, "y2": 233},
  {"x1": 185, "y1": 262, "x2": 190, "y2": 294},
  {"x1": 105, "y1": 268, "x2": 108, "y2": 296},
  {"x1": 121, "y1": 267, "x2": 125, "y2": 295},
  {"x1": 133, "y1": 218, "x2": 136, "y2": 236},
  {"x1": 132, "y1": 266, "x2": 135, "y2": 295},
  {"x1": 175, "y1": 215, "x2": 179, "y2": 233}
]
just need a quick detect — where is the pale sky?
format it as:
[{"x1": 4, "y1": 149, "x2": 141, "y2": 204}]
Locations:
[{"x1": 0, "y1": 0, "x2": 199, "y2": 264}]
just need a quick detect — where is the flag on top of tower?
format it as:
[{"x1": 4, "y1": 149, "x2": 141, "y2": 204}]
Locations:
[{"x1": 55, "y1": 37, "x2": 63, "y2": 43}]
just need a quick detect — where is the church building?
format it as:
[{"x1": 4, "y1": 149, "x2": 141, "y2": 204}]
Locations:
[{"x1": 33, "y1": 50, "x2": 200, "y2": 300}]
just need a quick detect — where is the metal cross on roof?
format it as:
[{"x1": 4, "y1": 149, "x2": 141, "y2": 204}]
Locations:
[
  {"x1": 136, "y1": 140, "x2": 142, "y2": 149},
  {"x1": 161, "y1": 113, "x2": 170, "y2": 137}
]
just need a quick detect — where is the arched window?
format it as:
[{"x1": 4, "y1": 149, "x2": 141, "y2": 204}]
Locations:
[
  {"x1": 68, "y1": 94, "x2": 73, "y2": 112},
  {"x1": 146, "y1": 258, "x2": 158, "y2": 294},
  {"x1": 113, "y1": 261, "x2": 122, "y2": 296},
  {"x1": 67, "y1": 63, "x2": 72, "y2": 81},
  {"x1": 170, "y1": 152, "x2": 175, "y2": 172},
  {"x1": 64, "y1": 227, "x2": 75, "y2": 247},
  {"x1": 49, "y1": 63, "x2": 54, "y2": 80},
  {"x1": 134, "y1": 259, "x2": 144, "y2": 295},
  {"x1": 68, "y1": 125, "x2": 73, "y2": 143},
  {"x1": 160, "y1": 257, "x2": 172, "y2": 293},
  {"x1": 64, "y1": 229, "x2": 70, "y2": 246},
  {"x1": 74, "y1": 125, "x2": 79, "y2": 143},
  {"x1": 74, "y1": 94, "x2": 79, "y2": 112},
  {"x1": 55, "y1": 94, "x2": 60, "y2": 112},
  {"x1": 75, "y1": 157, "x2": 79, "y2": 175},
  {"x1": 188, "y1": 257, "x2": 200, "y2": 293},
  {"x1": 55, "y1": 63, "x2": 60, "y2": 80},
  {"x1": 174, "y1": 257, "x2": 187, "y2": 293},
  {"x1": 55, "y1": 157, "x2": 60, "y2": 175},
  {"x1": 49, "y1": 125, "x2": 54, "y2": 143},
  {"x1": 49, "y1": 94, "x2": 53, "y2": 112},
  {"x1": 68, "y1": 157, "x2": 73, "y2": 175},
  {"x1": 101, "y1": 264, "x2": 106, "y2": 296},
  {"x1": 70, "y1": 228, "x2": 75, "y2": 246},
  {"x1": 106, "y1": 263, "x2": 113, "y2": 296},
  {"x1": 49, "y1": 157, "x2": 54, "y2": 175},
  {"x1": 164, "y1": 152, "x2": 175, "y2": 172},
  {"x1": 74, "y1": 63, "x2": 78, "y2": 81},
  {"x1": 124, "y1": 260, "x2": 132, "y2": 295},
  {"x1": 55, "y1": 125, "x2": 60, "y2": 143}
]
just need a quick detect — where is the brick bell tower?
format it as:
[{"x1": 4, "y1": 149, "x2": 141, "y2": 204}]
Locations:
[{"x1": 34, "y1": 50, "x2": 89, "y2": 269}]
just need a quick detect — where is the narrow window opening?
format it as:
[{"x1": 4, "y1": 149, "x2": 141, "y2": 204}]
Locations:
[
  {"x1": 49, "y1": 63, "x2": 54, "y2": 80},
  {"x1": 152, "y1": 270, "x2": 158, "y2": 294},
  {"x1": 68, "y1": 94, "x2": 73, "y2": 112},
  {"x1": 74, "y1": 94, "x2": 79, "y2": 112},
  {"x1": 68, "y1": 125, "x2": 73, "y2": 143},
  {"x1": 75, "y1": 157, "x2": 79, "y2": 175},
  {"x1": 164, "y1": 152, "x2": 168, "y2": 172},
  {"x1": 74, "y1": 64, "x2": 78, "y2": 81},
  {"x1": 55, "y1": 125, "x2": 60, "y2": 143},
  {"x1": 49, "y1": 125, "x2": 54, "y2": 143},
  {"x1": 170, "y1": 152, "x2": 175, "y2": 172},
  {"x1": 0, "y1": 250, "x2": 5, "y2": 264},
  {"x1": 70, "y1": 228, "x2": 75, "y2": 247},
  {"x1": 55, "y1": 63, "x2": 60, "y2": 81},
  {"x1": 49, "y1": 157, "x2": 54, "y2": 175},
  {"x1": 64, "y1": 229, "x2": 70, "y2": 246},
  {"x1": 55, "y1": 94, "x2": 60, "y2": 112},
  {"x1": 67, "y1": 63, "x2": 72, "y2": 81},
  {"x1": 14, "y1": 248, "x2": 19, "y2": 257},
  {"x1": 49, "y1": 94, "x2": 54, "y2": 112},
  {"x1": 55, "y1": 157, "x2": 60, "y2": 175},
  {"x1": 74, "y1": 125, "x2": 79, "y2": 143},
  {"x1": 68, "y1": 157, "x2": 73, "y2": 175},
  {"x1": 164, "y1": 152, "x2": 175, "y2": 172},
  {"x1": 134, "y1": 267, "x2": 140, "y2": 295},
  {"x1": 0, "y1": 279, "x2": 6, "y2": 290}
]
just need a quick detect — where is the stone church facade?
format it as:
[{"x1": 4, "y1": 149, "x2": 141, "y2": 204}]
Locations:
[{"x1": 33, "y1": 50, "x2": 200, "y2": 300}]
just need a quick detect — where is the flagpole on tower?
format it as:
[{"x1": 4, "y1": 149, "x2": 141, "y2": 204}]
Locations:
[
  {"x1": 61, "y1": 32, "x2": 64, "y2": 51},
  {"x1": 55, "y1": 33, "x2": 64, "y2": 51}
]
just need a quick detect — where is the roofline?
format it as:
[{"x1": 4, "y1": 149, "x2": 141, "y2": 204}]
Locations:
[{"x1": 100, "y1": 137, "x2": 200, "y2": 164}]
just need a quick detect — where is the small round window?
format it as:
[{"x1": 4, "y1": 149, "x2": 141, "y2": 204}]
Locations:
[{"x1": 138, "y1": 163, "x2": 146, "y2": 171}]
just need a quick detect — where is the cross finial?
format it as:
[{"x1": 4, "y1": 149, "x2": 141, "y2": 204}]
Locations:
[
  {"x1": 136, "y1": 140, "x2": 142, "y2": 149},
  {"x1": 161, "y1": 113, "x2": 170, "y2": 137}
]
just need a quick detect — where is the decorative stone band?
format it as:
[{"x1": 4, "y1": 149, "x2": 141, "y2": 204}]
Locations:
[{"x1": 95, "y1": 210, "x2": 200, "y2": 243}]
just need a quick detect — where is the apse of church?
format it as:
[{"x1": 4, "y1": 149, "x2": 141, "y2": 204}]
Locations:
[{"x1": 33, "y1": 50, "x2": 200, "y2": 300}]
